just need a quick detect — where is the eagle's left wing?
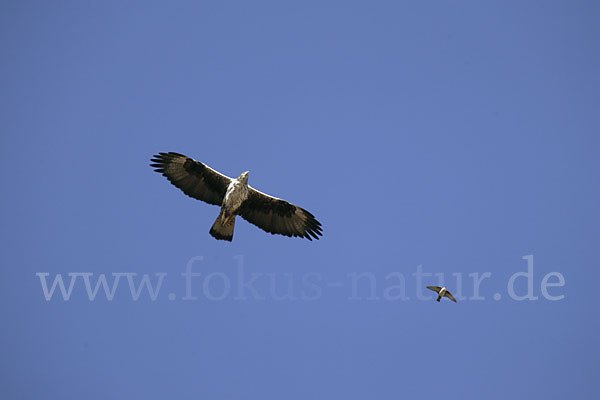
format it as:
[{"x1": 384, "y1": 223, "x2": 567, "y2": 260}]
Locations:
[
  {"x1": 150, "y1": 152, "x2": 231, "y2": 206},
  {"x1": 239, "y1": 187, "x2": 323, "y2": 240},
  {"x1": 426, "y1": 286, "x2": 442, "y2": 294}
]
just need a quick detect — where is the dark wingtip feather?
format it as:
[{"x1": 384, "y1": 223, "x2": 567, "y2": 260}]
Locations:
[
  {"x1": 301, "y1": 209, "x2": 323, "y2": 240},
  {"x1": 308, "y1": 230, "x2": 320, "y2": 240}
]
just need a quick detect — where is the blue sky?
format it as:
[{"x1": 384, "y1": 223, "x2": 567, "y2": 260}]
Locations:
[{"x1": 1, "y1": 1, "x2": 598, "y2": 398}]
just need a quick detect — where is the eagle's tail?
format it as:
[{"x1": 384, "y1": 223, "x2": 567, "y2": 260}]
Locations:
[{"x1": 210, "y1": 210, "x2": 235, "y2": 241}]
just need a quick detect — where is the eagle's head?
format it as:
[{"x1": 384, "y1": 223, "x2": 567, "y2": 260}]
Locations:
[{"x1": 238, "y1": 171, "x2": 249, "y2": 184}]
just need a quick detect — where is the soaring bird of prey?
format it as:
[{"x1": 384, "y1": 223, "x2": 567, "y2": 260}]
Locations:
[
  {"x1": 150, "y1": 152, "x2": 323, "y2": 242},
  {"x1": 426, "y1": 286, "x2": 457, "y2": 303}
]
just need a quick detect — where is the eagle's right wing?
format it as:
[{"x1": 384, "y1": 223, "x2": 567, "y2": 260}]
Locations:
[
  {"x1": 444, "y1": 291, "x2": 457, "y2": 303},
  {"x1": 239, "y1": 187, "x2": 323, "y2": 240},
  {"x1": 426, "y1": 286, "x2": 442, "y2": 294},
  {"x1": 150, "y1": 152, "x2": 231, "y2": 206}
]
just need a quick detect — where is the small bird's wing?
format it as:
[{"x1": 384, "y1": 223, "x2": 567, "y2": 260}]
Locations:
[
  {"x1": 150, "y1": 152, "x2": 232, "y2": 206},
  {"x1": 444, "y1": 291, "x2": 457, "y2": 302},
  {"x1": 426, "y1": 286, "x2": 442, "y2": 294},
  {"x1": 239, "y1": 187, "x2": 323, "y2": 240}
]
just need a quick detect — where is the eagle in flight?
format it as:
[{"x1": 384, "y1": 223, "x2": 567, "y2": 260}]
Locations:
[
  {"x1": 150, "y1": 152, "x2": 323, "y2": 242},
  {"x1": 426, "y1": 286, "x2": 457, "y2": 303}
]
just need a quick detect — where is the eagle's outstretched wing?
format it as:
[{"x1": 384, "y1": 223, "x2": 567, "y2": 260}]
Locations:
[
  {"x1": 426, "y1": 286, "x2": 442, "y2": 294},
  {"x1": 239, "y1": 188, "x2": 323, "y2": 240},
  {"x1": 150, "y1": 152, "x2": 231, "y2": 206},
  {"x1": 444, "y1": 291, "x2": 457, "y2": 303}
]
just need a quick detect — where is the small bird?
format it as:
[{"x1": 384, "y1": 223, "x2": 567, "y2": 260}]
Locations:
[
  {"x1": 426, "y1": 286, "x2": 457, "y2": 303},
  {"x1": 150, "y1": 152, "x2": 323, "y2": 241}
]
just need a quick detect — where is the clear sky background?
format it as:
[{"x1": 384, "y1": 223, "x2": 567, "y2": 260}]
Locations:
[{"x1": 1, "y1": 1, "x2": 599, "y2": 399}]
